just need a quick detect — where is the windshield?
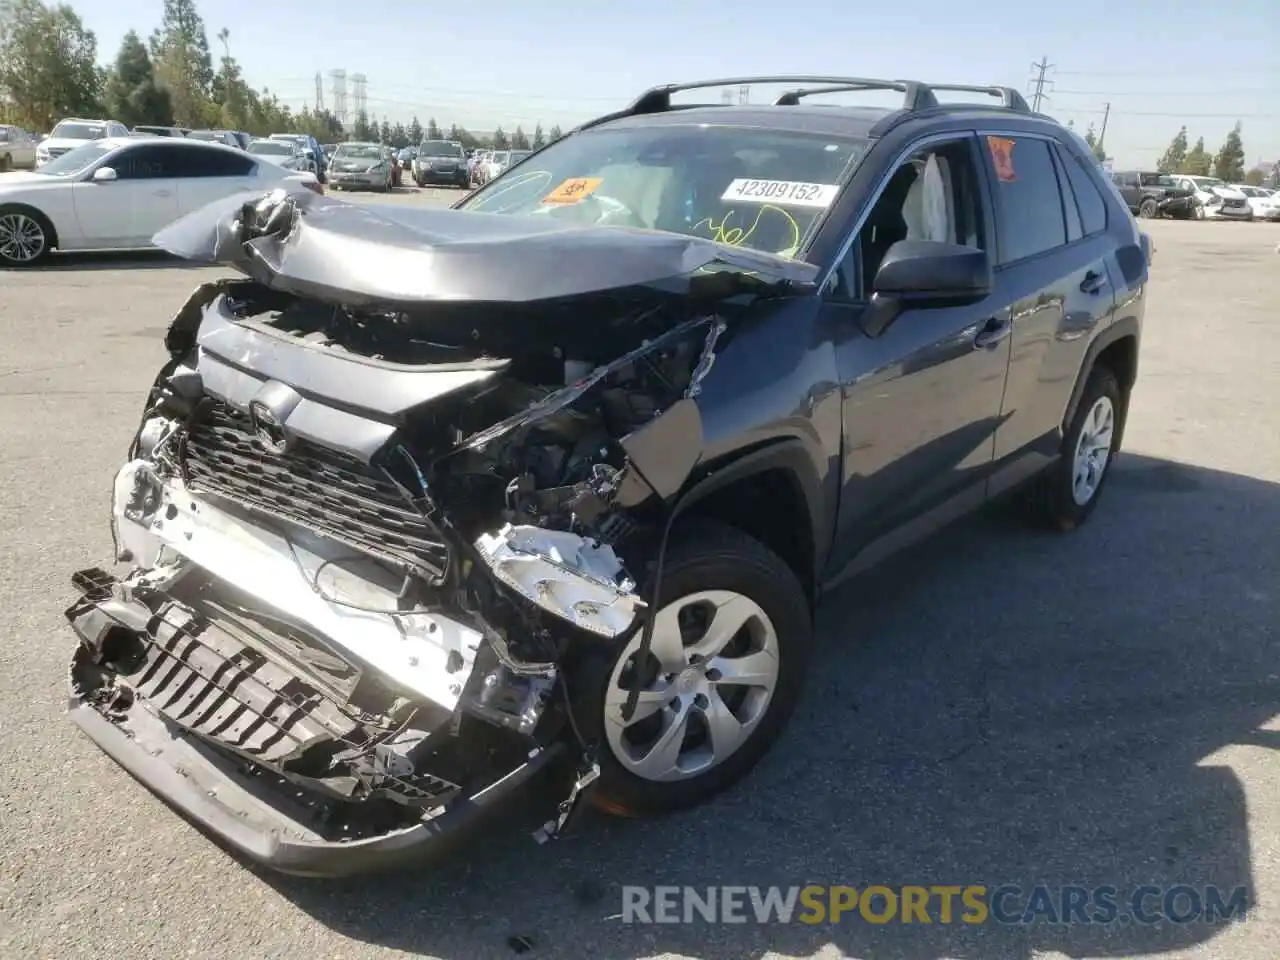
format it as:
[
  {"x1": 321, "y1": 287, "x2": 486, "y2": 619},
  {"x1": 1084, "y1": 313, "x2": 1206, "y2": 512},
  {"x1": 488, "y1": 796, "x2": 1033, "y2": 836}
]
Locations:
[
  {"x1": 335, "y1": 144, "x2": 381, "y2": 160},
  {"x1": 35, "y1": 142, "x2": 113, "y2": 176},
  {"x1": 509, "y1": 151, "x2": 531, "y2": 164},
  {"x1": 248, "y1": 141, "x2": 293, "y2": 156},
  {"x1": 1140, "y1": 173, "x2": 1174, "y2": 186},
  {"x1": 493, "y1": 152, "x2": 511, "y2": 165},
  {"x1": 420, "y1": 140, "x2": 462, "y2": 158},
  {"x1": 50, "y1": 121, "x2": 106, "y2": 141},
  {"x1": 459, "y1": 125, "x2": 868, "y2": 258},
  {"x1": 1191, "y1": 178, "x2": 1226, "y2": 191}
]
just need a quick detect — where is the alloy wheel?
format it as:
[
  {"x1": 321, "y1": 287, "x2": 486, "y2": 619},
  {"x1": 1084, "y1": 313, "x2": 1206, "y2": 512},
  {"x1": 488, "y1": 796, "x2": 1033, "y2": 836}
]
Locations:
[
  {"x1": 0, "y1": 212, "x2": 46, "y2": 264},
  {"x1": 1071, "y1": 395, "x2": 1115, "y2": 505},
  {"x1": 603, "y1": 589, "x2": 780, "y2": 783}
]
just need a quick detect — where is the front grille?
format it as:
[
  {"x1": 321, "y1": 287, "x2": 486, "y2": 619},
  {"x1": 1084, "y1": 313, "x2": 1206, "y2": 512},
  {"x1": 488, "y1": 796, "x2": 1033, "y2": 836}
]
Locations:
[{"x1": 182, "y1": 401, "x2": 451, "y2": 582}]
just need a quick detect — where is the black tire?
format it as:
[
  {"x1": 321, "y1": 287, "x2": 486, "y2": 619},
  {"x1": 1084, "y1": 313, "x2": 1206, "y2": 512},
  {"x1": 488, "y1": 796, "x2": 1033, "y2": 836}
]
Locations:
[
  {"x1": 1193, "y1": 202, "x2": 1206, "y2": 221},
  {"x1": 0, "y1": 203, "x2": 54, "y2": 267},
  {"x1": 574, "y1": 520, "x2": 813, "y2": 818},
  {"x1": 1027, "y1": 365, "x2": 1123, "y2": 531},
  {"x1": 0, "y1": 153, "x2": 12, "y2": 173},
  {"x1": 1138, "y1": 198, "x2": 1159, "y2": 219}
]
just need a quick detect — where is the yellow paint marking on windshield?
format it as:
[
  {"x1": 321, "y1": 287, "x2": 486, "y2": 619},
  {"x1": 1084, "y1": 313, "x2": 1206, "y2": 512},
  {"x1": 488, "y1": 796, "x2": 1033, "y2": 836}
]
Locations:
[
  {"x1": 543, "y1": 177, "x2": 604, "y2": 204},
  {"x1": 694, "y1": 204, "x2": 801, "y2": 254}
]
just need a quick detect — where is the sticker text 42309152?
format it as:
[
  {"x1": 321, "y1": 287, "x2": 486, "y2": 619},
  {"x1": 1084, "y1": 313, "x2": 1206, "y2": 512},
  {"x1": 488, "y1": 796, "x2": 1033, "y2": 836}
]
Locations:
[{"x1": 720, "y1": 179, "x2": 840, "y2": 209}]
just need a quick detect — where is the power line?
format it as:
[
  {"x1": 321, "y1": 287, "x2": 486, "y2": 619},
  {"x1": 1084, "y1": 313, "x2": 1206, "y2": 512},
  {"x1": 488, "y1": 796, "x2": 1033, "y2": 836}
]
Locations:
[
  {"x1": 1050, "y1": 106, "x2": 1272, "y2": 119},
  {"x1": 1052, "y1": 88, "x2": 1276, "y2": 97}
]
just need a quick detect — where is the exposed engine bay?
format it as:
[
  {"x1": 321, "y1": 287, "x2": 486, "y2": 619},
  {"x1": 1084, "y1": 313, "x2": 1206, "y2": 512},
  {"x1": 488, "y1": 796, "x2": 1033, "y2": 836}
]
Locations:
[{"x1": 65, "y1": 189, "x2": 816, "y2": 871}]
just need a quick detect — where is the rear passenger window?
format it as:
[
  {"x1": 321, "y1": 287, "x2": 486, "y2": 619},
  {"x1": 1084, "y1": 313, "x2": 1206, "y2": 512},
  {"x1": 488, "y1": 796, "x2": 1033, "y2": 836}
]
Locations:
[
  {"x1": 985, "y1": 136, "x2": 1067, "y2": 264},
  {"x1": 1051, "y1": 149, "x2": 1083, "y2": 242},
  {"x1": 1056, "y1": 145, "x2": 1108, "y2": 236}
]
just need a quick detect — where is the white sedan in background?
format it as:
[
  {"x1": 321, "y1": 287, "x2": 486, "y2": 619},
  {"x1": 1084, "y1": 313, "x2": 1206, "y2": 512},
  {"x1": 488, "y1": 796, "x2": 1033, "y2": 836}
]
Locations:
[
  {"x1": 0, "y1": 137, "x2": 321, "y2": 267},
  {"x1": 1235, "y1": 184, "x2": 1280, "y2": 221}
]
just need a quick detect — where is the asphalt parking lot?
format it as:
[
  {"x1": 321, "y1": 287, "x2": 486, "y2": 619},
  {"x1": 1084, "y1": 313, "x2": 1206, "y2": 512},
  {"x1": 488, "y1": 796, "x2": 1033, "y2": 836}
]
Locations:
[{"x1": 1, "y1": 192, "x2": 1277, "y2": 960}]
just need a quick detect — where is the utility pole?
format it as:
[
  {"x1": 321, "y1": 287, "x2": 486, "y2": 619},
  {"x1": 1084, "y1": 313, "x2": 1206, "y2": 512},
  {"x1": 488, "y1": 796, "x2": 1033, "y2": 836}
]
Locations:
[
  {"x1": 1028, "y1": 56, "x2": 1053, "y2": 112},
  {"x1": 1099, "y1": 101, "x2": 1111, "y2": 152}
]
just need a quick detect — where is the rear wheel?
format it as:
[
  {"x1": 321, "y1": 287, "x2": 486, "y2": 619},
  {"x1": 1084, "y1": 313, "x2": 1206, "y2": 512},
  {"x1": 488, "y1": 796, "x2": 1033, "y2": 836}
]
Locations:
[
  {"x1": 578, "y1": 521, "x2": 813, "y2": 817},
  {"x1": 1138, "y1": 198, "x2": 1159, "y2": 219},
  {"x1": 0, "y1": 205, "x2": 53, "y2": 267},
  {"x1": 1027, "y1": 366, "x2": 1122, "y2": 531}
]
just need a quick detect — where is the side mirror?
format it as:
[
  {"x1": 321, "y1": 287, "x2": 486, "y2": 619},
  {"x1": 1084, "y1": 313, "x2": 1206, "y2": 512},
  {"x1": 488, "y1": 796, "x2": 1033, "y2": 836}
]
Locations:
[
  {"x1": 862, "y1": 240, "x2": 992, "y2": 337},
  {"x1": 92, "y1": 166, "x2": 118, "y2": 183}
]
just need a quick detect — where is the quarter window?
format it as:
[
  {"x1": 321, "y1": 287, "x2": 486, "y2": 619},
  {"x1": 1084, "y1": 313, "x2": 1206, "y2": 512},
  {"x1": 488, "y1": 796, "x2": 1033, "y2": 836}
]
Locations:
[
  {"x1": 985, "y1": 136, "x2": 1068, "y2": 264},
  {"x1": 1056, "y1": 145, "x2": 1109, "y2": 236}
]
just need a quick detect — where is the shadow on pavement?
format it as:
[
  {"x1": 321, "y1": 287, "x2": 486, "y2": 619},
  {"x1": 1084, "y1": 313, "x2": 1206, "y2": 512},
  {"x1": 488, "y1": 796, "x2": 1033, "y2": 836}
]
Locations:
[
  {"x1": 266, "y1": 453, "x2": 1278, "y2": 960},
  {"x1": 26, "y1": 250, "x2": 206, "y2": 271}
]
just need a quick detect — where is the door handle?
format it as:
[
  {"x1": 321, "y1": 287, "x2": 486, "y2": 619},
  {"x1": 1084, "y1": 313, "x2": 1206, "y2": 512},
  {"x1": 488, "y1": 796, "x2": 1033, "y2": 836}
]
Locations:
[
  {"x1": 1080, "y1": 270, "x2": 1108, "y2": 295},
  {"x1": 974, "y1": 317, "x2": 1012, "y2": 350},
  {"x1": 151, "y1": 189, "x2": 173, "y2": 198}
]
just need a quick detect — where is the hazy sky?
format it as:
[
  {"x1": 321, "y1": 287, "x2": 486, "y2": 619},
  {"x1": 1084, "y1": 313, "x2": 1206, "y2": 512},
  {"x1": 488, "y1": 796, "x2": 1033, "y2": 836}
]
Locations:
[{"x1": 70, "y1": 0, "x2": 1278, "y2": 167}]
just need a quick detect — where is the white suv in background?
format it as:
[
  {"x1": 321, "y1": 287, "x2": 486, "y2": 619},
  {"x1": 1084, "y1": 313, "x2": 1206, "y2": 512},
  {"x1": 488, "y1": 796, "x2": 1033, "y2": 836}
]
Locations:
[
  {"x1": 1170, "y1": 175, "x2": 1253, "y2": 220},
  {"x1": 37, "y1": 118, "x2": 131, "y2": 167},
  {"x1": 1234, "y1": 184, "x2": 1280, "y2": 221}
]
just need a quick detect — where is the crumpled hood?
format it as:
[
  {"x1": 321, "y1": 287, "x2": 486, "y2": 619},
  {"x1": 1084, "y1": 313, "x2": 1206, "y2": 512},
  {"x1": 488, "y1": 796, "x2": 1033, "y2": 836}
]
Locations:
[{"x1": 153, "y1": 188, "x2": 820, "y2": 305}]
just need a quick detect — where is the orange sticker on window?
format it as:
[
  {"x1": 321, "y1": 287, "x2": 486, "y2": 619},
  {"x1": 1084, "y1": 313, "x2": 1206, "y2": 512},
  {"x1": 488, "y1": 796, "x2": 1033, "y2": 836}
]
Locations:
[
  {"x1": 542, "y1": 177, "x2": 603, "y2": 204},
  {"x1": 987, "y1": 136, "x2": 1017, "y2": 182}
]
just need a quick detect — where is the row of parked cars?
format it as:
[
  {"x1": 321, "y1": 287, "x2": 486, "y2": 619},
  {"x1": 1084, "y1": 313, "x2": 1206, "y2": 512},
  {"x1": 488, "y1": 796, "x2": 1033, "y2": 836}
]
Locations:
[
  {"x1": 1110, "y1": 170, "x2": 1279, "y2": 222},
  {"x1": 391, "y1": 140, "x2": 535, "y2": 189}
]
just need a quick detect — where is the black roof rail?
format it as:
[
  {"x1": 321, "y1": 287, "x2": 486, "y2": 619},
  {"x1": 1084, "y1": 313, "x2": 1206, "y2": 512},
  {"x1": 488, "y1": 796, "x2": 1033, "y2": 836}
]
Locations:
[
  {"x1": 925, "y1": 84, "x2": 1032, "y2": 112},
  {"x1": 627, "y1": 76, "x2": 938, "y2": 115},
  {"x1": 572, "y1": 76, "x2": 1032, "y2": 135},
  {"x1": 773, "y1": 81, "x2": 937, "y2": 110}
]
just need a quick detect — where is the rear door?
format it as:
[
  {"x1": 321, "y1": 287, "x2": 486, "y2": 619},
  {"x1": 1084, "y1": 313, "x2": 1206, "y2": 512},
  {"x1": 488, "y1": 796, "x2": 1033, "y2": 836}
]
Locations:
[
  {"x1": 979, "y1": 131, "x2": 1118, "y2": 494},
  {"x1": 173, "y1": 146, "x2": 257, "y2": 214}
]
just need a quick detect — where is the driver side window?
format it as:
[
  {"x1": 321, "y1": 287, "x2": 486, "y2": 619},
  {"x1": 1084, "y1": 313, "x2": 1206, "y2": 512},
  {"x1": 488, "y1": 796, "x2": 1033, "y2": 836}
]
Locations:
[{"x1": 828, "y1": 137, "x2": 985, "y2": 301}]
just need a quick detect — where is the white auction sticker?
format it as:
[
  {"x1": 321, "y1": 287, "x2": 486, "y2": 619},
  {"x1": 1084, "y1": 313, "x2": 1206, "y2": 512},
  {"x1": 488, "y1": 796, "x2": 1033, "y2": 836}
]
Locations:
[{"x1": 720, "y1": 178, "x2": 840, "y2": 208}]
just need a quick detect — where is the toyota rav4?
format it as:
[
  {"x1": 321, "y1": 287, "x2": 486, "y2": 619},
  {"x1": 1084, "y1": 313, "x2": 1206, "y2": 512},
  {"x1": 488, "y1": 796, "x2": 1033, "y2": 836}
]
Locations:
[{"x1": 64, "y1": 75, "x2": 1150, "y2": 877}]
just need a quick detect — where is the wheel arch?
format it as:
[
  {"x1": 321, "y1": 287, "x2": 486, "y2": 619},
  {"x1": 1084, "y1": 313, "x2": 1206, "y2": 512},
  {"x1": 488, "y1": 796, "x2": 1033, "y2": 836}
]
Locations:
[
  {"x1": 1062, "y1": 318, "x2": 1139, "y2": 452},
  {"x1": 670, "y1": 441, "x2": 826, "y2": 605}
]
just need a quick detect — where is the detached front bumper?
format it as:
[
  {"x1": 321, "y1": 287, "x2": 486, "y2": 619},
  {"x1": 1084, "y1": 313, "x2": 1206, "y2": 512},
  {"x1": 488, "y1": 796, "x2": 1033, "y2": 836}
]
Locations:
[
  {"x1": 1158, "y1": 195, "x2": 1195, "y2": 217},
  {"x1": 66, "y1": 569, "x2": 563, "y2": 877}
]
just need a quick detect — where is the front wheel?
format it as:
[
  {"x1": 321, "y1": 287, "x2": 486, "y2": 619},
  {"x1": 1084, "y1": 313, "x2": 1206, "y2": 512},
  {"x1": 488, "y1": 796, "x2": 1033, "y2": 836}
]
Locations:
[
  {"x1": 1193, "y1": 202, "x2": 1206, "y2": 221},
  {"x1": 0, "y1": 206, "x2": 52, "y2": 267},
  {"x1": 578, "y1": 521, "x2": 813, "y2": 817},
  {"x1": 1138, "y1": 198, "x2": 1159, "y2": 219},
  {"x1": 1028, "y1": 366, "x2": 1122, "y2": 531}
]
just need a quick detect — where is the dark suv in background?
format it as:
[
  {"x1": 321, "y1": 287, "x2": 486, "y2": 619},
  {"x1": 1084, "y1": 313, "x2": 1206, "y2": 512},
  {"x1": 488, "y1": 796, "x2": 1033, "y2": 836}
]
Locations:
[
  {"x1": 413, "y1": 138, "x2": 469, "y2": 187},
  {"x1": 65, "y1": 74, "x2": 1150, "y2": 876},
  {"x1": 1111, "y1": 169, "x2": 1196, "y2": 219}
]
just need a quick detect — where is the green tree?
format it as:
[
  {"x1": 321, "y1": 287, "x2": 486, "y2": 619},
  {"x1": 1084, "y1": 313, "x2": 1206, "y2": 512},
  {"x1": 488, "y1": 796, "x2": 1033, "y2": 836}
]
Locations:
[
  {"x1": 102, "y1": 29, "x2": 170, "y2": 127},
  {"x1": 446, "y1": 123, "x2": 460, "y2": 141},
  {"x1": 1243, "y1": 168, "x2": 1264, "y2": 186},
  {"x1": 1083, "y1": 123, "x2": 1107, "y2": 162},
  {"x1": 1181, "y1": 137, "x2": 1212, "y2": 176},
  {"x1": 426, "y1": 117, "x2": 441, "y2": 140},
  {"x1": 1212, "y1": 122, "x2": 1245, "y2": 182},
  {"x1": 390, "y1": 122, "x2": 408, "y2": 148},
  {"x1": 407, "y1": 116, "x2": 423, "y2": 144},
  {"x1": 352, "y1": 110, "x2": 375, "y2": 141},
  {"x1": 209, "y1": 28, "x2": 251, "y2": 131},
  {"x1": 379, "y1": 119, "x2": 392, "y2": 144},
  {"x1": 1157, "y1": 126, "x2": 1188, "y2": 174},
  {"x1": 547, "y1": 124, "x2": 563, "y2": 143},
  {"x1": 0, "y1": 0, "x2": 102, "y2": 131},
  {"x1": 491, "y1": 126, "x2": 509, "y2": 149},
  {"x1": 151, "y1": 0, "x2": 216, "y2": 126},
  {"x1": 531, "y1": 122, "x2": 545, "y2": 149},
  {"x1": 510, "y1": 125, "x2": 529, "y2": 149}
]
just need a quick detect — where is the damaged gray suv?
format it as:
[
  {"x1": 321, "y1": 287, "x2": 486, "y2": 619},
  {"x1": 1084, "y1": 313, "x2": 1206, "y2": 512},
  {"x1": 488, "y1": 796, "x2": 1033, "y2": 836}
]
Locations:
[{"x1": 65, "y1": 76, "x2": 1150, "y2": 876}]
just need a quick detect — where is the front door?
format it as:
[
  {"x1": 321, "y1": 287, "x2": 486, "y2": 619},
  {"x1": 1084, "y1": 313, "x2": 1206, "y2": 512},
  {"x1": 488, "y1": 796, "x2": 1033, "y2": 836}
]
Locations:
[
  {"x1": 72, "y1": 144, "x2": 179, "y2": 246},
  {"x1": 824, "y1": 134, "x2": 1013, "y2": 576}
]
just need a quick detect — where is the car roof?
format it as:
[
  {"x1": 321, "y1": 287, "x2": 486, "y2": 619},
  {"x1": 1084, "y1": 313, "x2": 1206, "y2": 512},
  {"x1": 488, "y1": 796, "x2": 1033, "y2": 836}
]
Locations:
[{"x1": 97, "y1": 136, "x2": 256, "y2": 159}]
